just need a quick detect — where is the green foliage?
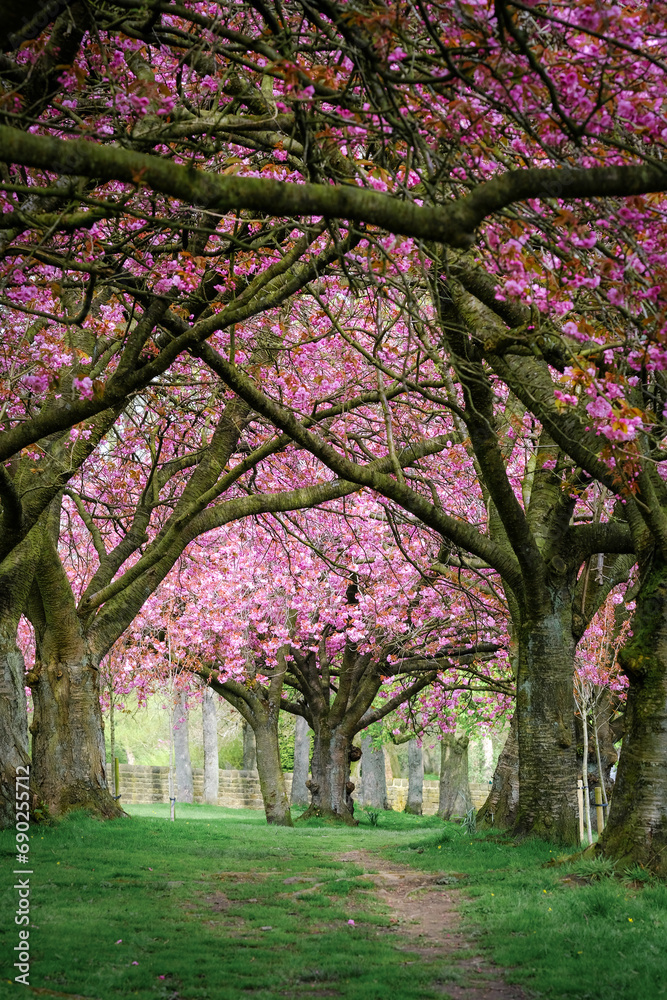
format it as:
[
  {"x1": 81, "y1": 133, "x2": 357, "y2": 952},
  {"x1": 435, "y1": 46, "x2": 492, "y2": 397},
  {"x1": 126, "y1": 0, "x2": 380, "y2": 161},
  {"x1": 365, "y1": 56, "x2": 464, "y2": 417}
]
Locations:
[
  {"x1": 361, "y1": 719, "x2": 386, "y2": 751},
  {"x1": 568, "y1": 855, "x2": 616, "y2": 880},
  {"x1": 623, "y1": 863, "x2": 657, "y2": 886},
  {"x1": 104, "y1": 741, "x2": 128, "y2": 764},
  {"x1": 462, "y1": 807, "x2": 477, "y2": 835}
]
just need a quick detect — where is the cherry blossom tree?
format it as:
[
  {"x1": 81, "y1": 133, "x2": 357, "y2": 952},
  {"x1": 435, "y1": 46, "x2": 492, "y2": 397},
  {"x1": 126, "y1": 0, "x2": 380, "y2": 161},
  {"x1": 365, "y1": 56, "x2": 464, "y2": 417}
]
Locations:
[
  {"x1": 0, "y1": 0, "x2": 666, "y2": 861},
  {"x1": 135, "y1": 493, "x2": 506, "y2": 824}
]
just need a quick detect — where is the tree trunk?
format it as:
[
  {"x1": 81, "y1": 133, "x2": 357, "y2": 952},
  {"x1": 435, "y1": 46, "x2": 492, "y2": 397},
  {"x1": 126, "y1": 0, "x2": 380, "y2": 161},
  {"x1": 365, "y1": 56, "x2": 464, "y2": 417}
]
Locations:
[
  {"x1": 0, "y1": 529, "x2": 46, "y2": 827},
  {"x1": 242, "y1": 719, "x2": 257, "y2": 770},
  {"x1": 30, "y1": 646, "x2": 123, "y2": 818},
  {"x1": 0, "y1": 631, "x2": 31, "y2": 828},
  {"x1": 438, "y1": 734, "x2": 473, "y2": 820},
  {"x1": 253, "y1": 713, "x2": 293, "y2": 826},
  {"x1": 208, "y1": 671, "x2": 292, "y2": 826},
  {"x1": 202, "y1": 686, "x2": 219, "y2": 805},
  {"x1": 300, "y1": 723, "x2": 356, "y2": 824},
  {"x1": 601, "y1": 555, "x2": 667, "y2": 874},
  {"x1": 514, "y1": 609, "x2": 579, "y2": 843},
  {"x1": 405, "y1": 738, "x2": 423, "y2": 815},
  {"x1": 359, "y1": 734, "x2": 388, "y2": 809},
  {"x1": 172, "y1": 692, "x2": 194, "y2": 804},
  {"x1": 291, "y1": 714, "x2": 310, "y2": 806},
  {"x1": 477, "y1": 715, "x2": 519, "y2": 829}
]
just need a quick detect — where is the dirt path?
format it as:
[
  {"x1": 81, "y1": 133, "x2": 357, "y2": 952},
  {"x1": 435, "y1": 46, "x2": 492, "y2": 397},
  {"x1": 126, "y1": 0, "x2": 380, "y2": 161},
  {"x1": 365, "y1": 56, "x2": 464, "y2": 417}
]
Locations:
[{"x1": 336, "y1": 850, "x2": 531, "y2": 1000}]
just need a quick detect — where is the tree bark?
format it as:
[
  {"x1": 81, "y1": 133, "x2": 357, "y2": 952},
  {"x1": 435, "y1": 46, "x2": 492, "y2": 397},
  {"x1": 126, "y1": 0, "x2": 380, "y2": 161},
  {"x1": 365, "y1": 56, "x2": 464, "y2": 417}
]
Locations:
[
  {"x1": 202, "y1": 686, "x2": 219, "y2": 805},
  {"x1": 514, "y1": 607, "x2": 579, "y2": 843},
  {"x1": 601, "y1": 555, "x2": 667, "y2": 874},
  {"x1": 172, "y1": 692, "x2": 194, "y2": 804},
  {"x1": 359, "y1": 734, "x2": 388, "y2": 809},
  {"x1": 291, "y1": 714, "x2": 310, "y2": 806},
  {"x1": 438, "y1": 734, "x2": 473, "y2": 820},
  {"x1": 405, "y1": 738, "x2": 424, "y2": 815},
  {"x1": 242, "y1": 720, "x2": 257, "y2": 771},
  {"x1": 477, "y1": 715, "x2": 519, "y2": 829},
  {"x1": 253, "y1": 712, "x2": 293, "y2": 826},
  {"x1": 30, "y1": 644, "x2": 123, "y2": 818},
  {"x1": 300, "y1": 723, "x2": 356, "y2": 824},
  {"x1": 0, "y1": 528, "x2": 46, "y2": 827}
]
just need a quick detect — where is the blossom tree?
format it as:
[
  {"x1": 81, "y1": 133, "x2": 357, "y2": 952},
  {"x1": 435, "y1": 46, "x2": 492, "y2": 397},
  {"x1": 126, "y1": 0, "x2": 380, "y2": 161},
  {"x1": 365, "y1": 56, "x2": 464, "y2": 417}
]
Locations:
[
  {"x1": 136, "y1": 492, "x2": 507, "y2": 824},
  {"x1": 0, "y1": 0, "x2": 665, "y2": 860}
]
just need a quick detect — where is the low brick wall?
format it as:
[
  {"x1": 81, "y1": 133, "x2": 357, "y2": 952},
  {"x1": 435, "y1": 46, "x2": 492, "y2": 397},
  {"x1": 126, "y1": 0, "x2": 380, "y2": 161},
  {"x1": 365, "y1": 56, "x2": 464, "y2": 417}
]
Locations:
[
  {"x1": 386, "y1": 779, "x2": 488, "y2": 814},
  {"x1": 111, "y1": 764, "x2": 489, "y2": 813}
]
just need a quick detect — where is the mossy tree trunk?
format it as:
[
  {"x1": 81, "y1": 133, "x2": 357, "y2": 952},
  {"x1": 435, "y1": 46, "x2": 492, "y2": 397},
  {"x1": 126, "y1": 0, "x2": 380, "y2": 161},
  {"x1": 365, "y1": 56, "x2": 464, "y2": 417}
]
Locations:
[
  {"x1": 29, "y1": 644, "x2": 123, "y2": 818},
  {"x1": 514, "y1": 602, "x2": 579, "y2": 843},
  {"x1": 301, "y1": 722, "x2": 356, "y2": 823},
  {"x1": 27, "y1": 532, "x2": 123, "y2": 820},
  {"x1": 253, "y1": 713, "x2": 293, "y2": 826},
  {"x1": 602, "y1": 553, "x2": 667, "y2": 874}
]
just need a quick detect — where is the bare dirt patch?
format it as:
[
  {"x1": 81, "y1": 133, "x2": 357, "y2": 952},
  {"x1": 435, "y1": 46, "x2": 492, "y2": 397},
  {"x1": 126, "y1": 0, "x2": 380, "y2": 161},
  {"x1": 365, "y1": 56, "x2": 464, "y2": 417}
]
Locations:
[{"x1": 337, "y1": 849, "x2": 532, "y2": 1000}]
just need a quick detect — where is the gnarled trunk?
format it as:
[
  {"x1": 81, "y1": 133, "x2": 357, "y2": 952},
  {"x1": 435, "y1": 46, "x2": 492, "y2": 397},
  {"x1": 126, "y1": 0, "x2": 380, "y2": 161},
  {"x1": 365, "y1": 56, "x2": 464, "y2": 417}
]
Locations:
[
  {"x1": 478, "y1": 715, "x2": 519, "y2": 829},
  {"x1": 438, "y1": 734, "x2": 473, "y2": 820},
  {"x1": 515, "y1": 608, "x2": 578, "y2": 843},
  {"x1": 202, "y1": 686, "x2": 219, "y2": 805},
  {"x1": 601, "y1": 556, "x2": 667, "y2": 874},
  {"x1": 405, "y1": 738, "x2": 423, "y2": 815},
  {"x1": 254, "y1": 712, "x2": 293, "y2": 827},
  {"x1": 359, "y1": 734, "x2": 388, "y2": 810},
  {"x1": 291, "y1": 714, "x2": 310, "y2": 806},
  {"x1": 0, "y1": 631, "x2": 31, "y2": 828},
  {"x1": 30, "y1": 646, "x2": 123, "y2": 818},
  {"x1": 300, "y1": 723, "x2": 356, "y2": 824}
]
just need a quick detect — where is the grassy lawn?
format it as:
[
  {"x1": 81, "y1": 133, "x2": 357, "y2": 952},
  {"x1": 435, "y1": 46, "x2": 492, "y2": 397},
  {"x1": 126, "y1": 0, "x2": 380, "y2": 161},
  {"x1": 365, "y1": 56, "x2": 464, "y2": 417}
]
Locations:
[{"x1": 1, "y1": 804, "x2": 665, "y2": 999}]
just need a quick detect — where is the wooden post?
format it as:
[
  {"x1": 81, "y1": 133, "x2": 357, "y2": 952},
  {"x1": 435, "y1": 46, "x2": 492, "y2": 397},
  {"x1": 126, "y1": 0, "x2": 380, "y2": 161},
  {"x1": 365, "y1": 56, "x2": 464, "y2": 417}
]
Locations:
[
  {"x1": 577, "y1": 779, "x2": 585, "y2": 844},
  {"x1": 594, "y1": 785, "x2": 605, "y2": 834},
  {"x1": 114, "y1": 757, "x2": 121, "y2": 801}
]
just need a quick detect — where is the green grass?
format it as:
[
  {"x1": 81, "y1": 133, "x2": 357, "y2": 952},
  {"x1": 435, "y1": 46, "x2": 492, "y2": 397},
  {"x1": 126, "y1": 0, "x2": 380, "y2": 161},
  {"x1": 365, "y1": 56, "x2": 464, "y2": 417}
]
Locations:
[
  {"x1": 1, "y1": 805, "x2": 666, "y2": 999},
  {"x1": 382, "y1": 823, "x2": 667, "y2": 999}
]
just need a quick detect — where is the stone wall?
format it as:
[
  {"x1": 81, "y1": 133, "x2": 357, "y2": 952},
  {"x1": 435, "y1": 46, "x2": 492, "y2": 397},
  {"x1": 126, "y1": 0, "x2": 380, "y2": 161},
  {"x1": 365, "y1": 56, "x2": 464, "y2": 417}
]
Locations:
[
  {"x1": 386, "y1": 779, "x2": 489, "y2": 813},
  {"x1": 111, "y1": 764, "x2": 489, "y2": 813}
]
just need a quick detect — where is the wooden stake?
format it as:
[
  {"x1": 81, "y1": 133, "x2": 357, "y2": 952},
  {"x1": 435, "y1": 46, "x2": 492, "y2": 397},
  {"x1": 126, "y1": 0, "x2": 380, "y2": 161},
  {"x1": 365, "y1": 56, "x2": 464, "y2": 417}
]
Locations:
[
  {"x1": 594, "y1": 785, "x2": 605, "y2": 834},
  {"x1": 114, "y1": 756, "x2": 121, "y2": 801},
  {"x1": 577, "y1": 779, "x2": 585, "y2": 844}
]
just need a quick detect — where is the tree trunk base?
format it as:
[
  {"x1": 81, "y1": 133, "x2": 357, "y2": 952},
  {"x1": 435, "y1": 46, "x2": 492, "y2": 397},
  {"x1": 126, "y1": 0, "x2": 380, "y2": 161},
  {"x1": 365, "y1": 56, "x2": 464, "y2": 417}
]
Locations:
[
  {"x1": 478, "y1": 716, "x2": 519, "y2": 830},
  {"x1": 55, "y1": 782, "x2": 127, "y2": 820},
  {"x1": 297, "y1": 803, "x2": 358, "y2": 826}
]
